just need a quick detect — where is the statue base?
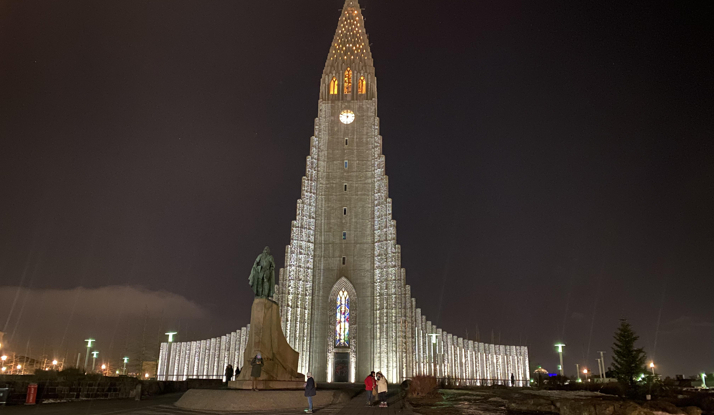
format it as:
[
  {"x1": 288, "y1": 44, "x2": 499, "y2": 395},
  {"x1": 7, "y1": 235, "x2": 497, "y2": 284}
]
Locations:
[
  {"x1": 227, "y1": 380, "x2": 304, "y2": 390},
  {"x1": 235, "y1": 297, "x2": 304, "y2": 388}
]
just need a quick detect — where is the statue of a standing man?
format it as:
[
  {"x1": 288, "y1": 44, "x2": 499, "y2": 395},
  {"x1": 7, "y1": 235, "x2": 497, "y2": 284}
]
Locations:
[{"x1": 249, "y1": 246, "x2": 275, "y2": 298}]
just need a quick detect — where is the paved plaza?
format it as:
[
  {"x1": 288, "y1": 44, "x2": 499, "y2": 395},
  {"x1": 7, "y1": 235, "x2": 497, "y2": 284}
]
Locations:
[{"x1": 0, "y1": 390, "x2": 411, "y2": 415}]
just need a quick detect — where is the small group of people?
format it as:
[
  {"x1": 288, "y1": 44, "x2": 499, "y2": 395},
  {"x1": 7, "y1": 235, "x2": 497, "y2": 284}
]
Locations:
[
  {"x1": 223, "y1": 363, "x2": 239, "y2": 383},
  {"x1": 223, "y1": 352, "x2": 263, "y2": 391},
  {"x1": 364, "y1": 371, "x2": 389, "y2": 407},
  {"x1": 226, "y1": 353, "x2": 391, "y2": 412}
]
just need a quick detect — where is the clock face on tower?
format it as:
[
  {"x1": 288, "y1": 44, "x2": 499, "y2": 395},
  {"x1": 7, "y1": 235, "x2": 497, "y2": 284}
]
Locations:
[{"x1": 339, "y1": 110, "x2": 355, "y2": 124}]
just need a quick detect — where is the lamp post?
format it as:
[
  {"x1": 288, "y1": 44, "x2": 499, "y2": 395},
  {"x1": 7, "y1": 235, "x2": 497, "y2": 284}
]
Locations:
[
  {"x1": 649, "y1": 362, "x2": 655, "y2": 377},
  {"x1": 427, "y1": 333, "x2": 440, "y2": 378},
  {"x1": 163, "y1": 332, "x2": 177, "y2": 381},
  {"x1": 702, "y1": 373, "x2": 707, "y2": 389},
  {"x1": 583, "y1": 368, "x2": 589, "y2": 383},
  {"x1": 598, "y1": 351, "x2": 606, "y2": 379},
  {"x1": 52, "y1": 360, "x2": 58, "y2": 371},
  {"x1": 576, "y1": 364, "x2": 581, "y2": 382},
  {"x1": 91, "y1": 351, "x2": 99, "y2": 373},
  {"x1": 555, "y1": 343, "x2": 565, "y2": 376},
  {"x1": 83, "y1": 339, "x2": 95, "y2": 372},
  {"x1": 123, "y1": 357, "x2": 129, "y2": 375}
]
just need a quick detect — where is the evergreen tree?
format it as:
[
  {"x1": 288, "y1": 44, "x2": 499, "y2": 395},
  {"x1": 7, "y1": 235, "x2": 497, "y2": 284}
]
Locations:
[{"x1": 611, "y1": 319, "x2": 647, "y2": 388}]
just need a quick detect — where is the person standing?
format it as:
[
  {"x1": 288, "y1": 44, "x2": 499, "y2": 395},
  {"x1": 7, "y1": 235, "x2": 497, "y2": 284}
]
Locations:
[
  {"x1": 250, "y1": 353, "x2": 263, "y2": 391},
  {"x1": 376, "y1": 371, "x2": 388, "y2": 408},
  {"x1": 224, "y1": 364, "x2": 234, "y2": 384},
  {"x1": 364, "y1": 371, "x2": 376, "y2": 406},
  {"x1": 304, "y1": 372, "x2": 316, "y2": 414},
  {"x1": 510, "y1": 373, "x2": 515, "y2": 387}
]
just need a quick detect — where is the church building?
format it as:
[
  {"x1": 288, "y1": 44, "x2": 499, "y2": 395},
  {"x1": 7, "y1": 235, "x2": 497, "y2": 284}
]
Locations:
[{"x1": 158, "y1": 0, "x2": 529, "y2": 385}]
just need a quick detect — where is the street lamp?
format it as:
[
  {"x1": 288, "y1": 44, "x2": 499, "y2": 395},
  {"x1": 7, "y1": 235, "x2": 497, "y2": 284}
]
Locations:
[
  {"x1": 649, "y1": 362, "x2": 655, "y2": 376},
  {"x1": 84, "y1": 339, "x2": 95, "y2": 372},
  {"x1": 598, "y1": 351, "x2": 606, "y2": 379},
  {"x1": 91, "y1": 351, "x2": 99, "y2": 372},
  {"x1": 427, "y1": 333, "x2": 440, "y2": 378},
  {"x1": 583, "y1": 368, "x2": 589, "y2": 382},
  {"x1": 555, "y1": 343, "x2": 565, "y2": 376},
  {"x1": 576, "y1": 364, "x2": 581, "y2": 382},
  {"x1": 123, "y1": 357, "x2": 129, "y2": 375},
  {"x1": 165, "y1": 332, "x2": 178, "y2": 343},
  {"x1": 702, "y1": 373, "x2": 707, "y2": 389}
]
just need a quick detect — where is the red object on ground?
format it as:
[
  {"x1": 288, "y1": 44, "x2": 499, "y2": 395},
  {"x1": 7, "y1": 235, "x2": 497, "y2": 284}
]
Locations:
[{"x1": 25, "y1": 383, "x2": 37, "y2": 405}]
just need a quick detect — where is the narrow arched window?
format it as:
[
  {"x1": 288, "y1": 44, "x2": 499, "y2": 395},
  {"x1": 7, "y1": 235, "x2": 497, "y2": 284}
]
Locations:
[
  {"x1": 358, "y1": 76, "x2": 366, "y2": 94},
  {"x1": 335, "y1": 289, "x2": 350, "y2": 346},
  {"x1": 344, "y1": 68, "x2": 352, "y2": 94},
  {"x1": 330, "y1": 77, "x2": 338, "y2": 95}
]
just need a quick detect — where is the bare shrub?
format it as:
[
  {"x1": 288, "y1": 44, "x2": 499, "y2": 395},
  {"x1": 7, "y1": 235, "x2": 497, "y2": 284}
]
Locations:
[{"x1": 408, "y1": 376, "x2": 438, "y2": 397}]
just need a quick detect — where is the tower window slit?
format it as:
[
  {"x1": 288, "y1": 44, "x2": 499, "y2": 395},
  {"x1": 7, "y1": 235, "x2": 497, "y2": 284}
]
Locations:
[
  {"x1": 345, "y1": 138, "x2": 348, "y2": 146},
  {"x1": 343, "y1": 207, "x2": 347, "y2": 216},
  {"x1": 342, "y1": 231, "x2": 347, "y2": 240},
  {"x1": 344, "y1": 184, "x2": 347, "y2": 192},
  {"x1": 344, "y1": 160, "x2": 348, "y2": 169},
  {"x1": 342, "y1": 256, "x2": 346, "y2": 265}
]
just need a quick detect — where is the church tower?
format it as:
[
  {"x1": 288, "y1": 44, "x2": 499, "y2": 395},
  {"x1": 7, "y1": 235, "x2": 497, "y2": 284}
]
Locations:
[
  {"x1": 276, "y1": 0, "x2": 406, "y2": 382},
  {"x1": 158, "y1": 0, "x2": 530, "y2": 386}
]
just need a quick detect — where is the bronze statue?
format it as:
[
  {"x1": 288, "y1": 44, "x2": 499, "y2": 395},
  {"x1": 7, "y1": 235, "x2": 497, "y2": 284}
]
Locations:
[{"x1": 249, "y1": 246, "x2": 275, "y2": 298}]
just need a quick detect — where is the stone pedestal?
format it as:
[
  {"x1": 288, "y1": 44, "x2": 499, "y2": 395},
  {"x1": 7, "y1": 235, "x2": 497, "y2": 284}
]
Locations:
[{"x1": 229, "y1": 298, "x2": 304, "y2": 390}]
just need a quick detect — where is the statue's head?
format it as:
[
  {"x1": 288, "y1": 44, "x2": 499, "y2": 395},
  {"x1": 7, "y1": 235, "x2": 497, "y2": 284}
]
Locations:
[{"x1": 263, "y1": 246, "x2": 270, "y2": 255}]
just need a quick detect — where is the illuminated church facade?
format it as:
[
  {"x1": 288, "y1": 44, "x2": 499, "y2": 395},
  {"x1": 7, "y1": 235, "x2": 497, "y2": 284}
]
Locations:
[{"x1": 158, "y1": 0, "x2": 529, "y2": 385}]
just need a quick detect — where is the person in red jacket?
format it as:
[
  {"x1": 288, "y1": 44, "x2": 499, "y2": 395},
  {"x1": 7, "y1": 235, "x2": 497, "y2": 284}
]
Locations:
[{"x1": 364, "y1": 371, "x2": 376, "y2": 406}]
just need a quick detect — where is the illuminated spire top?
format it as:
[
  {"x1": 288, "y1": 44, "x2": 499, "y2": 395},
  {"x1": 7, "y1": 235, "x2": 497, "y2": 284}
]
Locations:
[
  {"x1": 321, "y1": 0, "x2": 376, "y2": 100},
  {"x1": 324, "y1": 0, "x2": 373, "y2": 75}
]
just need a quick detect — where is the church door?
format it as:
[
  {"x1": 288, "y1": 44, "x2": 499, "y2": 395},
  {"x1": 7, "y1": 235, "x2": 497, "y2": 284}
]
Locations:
[{"x1": 333, "y1": 352, "x2": 350, "y2": 382}]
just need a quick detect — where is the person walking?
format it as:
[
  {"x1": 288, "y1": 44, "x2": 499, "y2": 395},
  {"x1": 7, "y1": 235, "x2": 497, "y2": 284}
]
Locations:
[
  {"x1": 376, "y1": 371, "x2": 388, "y2": 408},
  {"x1": 510, "y1": 373, "x2": 515, "y2": 387},
  {"x1": 250, "y1": 353, "x2": 263, "y2": 391},
  {"x1": 304, "y1": 372, "x2": 316, "y2": 414},
  {"x1": 364, "y1": 371, "x2": 376, "y2": 406},
  {"x1": 224, "y1": 364, "x2": 234, "y2": 384}
]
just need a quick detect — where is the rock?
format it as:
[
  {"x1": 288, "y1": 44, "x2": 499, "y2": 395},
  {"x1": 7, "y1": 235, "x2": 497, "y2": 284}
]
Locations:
[
  {"x1": 559, "y1": 399, "x2": 597, "y2": 415},
  {"x1": 594, "y1": 401, "x2": 620, "y2": 415},
  {"x1": 643, "y1": 401, "x2": 686, "y2": 415},
  {"x1": 621, "y1": 402, "x2": 655, "y2": 415},
  {"x1": 506, "y1": 397, "x2": 557, "y2": 413},
  {"x1": 680, "y1": 407, "x2": 702, "y2": 415}
]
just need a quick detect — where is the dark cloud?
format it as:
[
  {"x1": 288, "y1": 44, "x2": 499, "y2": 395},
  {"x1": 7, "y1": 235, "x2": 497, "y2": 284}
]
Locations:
[{"x1": 0, "y1": 286, "x2": 211, "y2": 368}]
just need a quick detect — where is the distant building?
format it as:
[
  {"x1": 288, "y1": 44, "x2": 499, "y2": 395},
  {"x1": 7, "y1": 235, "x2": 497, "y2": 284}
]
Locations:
[{"x1": 158, "y1": 0, "x2": 529, "y2": 385}]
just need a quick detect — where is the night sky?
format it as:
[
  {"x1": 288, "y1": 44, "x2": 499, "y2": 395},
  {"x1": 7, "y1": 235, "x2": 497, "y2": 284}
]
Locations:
[{"x1": 1, "y1": 1, "x2": 712, "y2": 376}]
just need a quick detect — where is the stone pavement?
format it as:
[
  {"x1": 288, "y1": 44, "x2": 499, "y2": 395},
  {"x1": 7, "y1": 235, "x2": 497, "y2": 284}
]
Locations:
[{"x1": 0, "y1": 390, "x2": 413, "y2": 415}]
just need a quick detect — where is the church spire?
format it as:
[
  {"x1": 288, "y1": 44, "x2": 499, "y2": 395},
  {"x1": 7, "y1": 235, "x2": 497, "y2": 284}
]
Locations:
[{"x1": 321, "y1": 0, "x2": 376, "y2": 100}]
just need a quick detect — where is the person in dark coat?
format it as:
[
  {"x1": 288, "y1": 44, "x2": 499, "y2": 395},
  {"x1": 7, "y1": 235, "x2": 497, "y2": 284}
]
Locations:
[
  {"x1": 304, "y1": 372, "x2": 316, "y2": 413},
  {"x1": 250, "y1": 353, "x2": 263, "y2": 391},
  {"x1": 224, "y1": 364, "x2": 234, "y2": 384},
  {"x1": 510, "y1": 373, "x2": 515, "y2": 387}
]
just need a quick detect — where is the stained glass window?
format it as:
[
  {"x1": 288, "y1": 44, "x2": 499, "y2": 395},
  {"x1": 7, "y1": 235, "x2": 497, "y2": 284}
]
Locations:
[
  {"x1": 330, "y1": 77, "x2": 338, "y2": 94},
  {"x1": 358, "y1": 76, "x2": 366, "y2": 94},
  {"x1": 344, "y1": 68, "x2": 352, "y2": 94},
  {"x1": 335, "y1": 289, "x2": 350, "y2": 347}
]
